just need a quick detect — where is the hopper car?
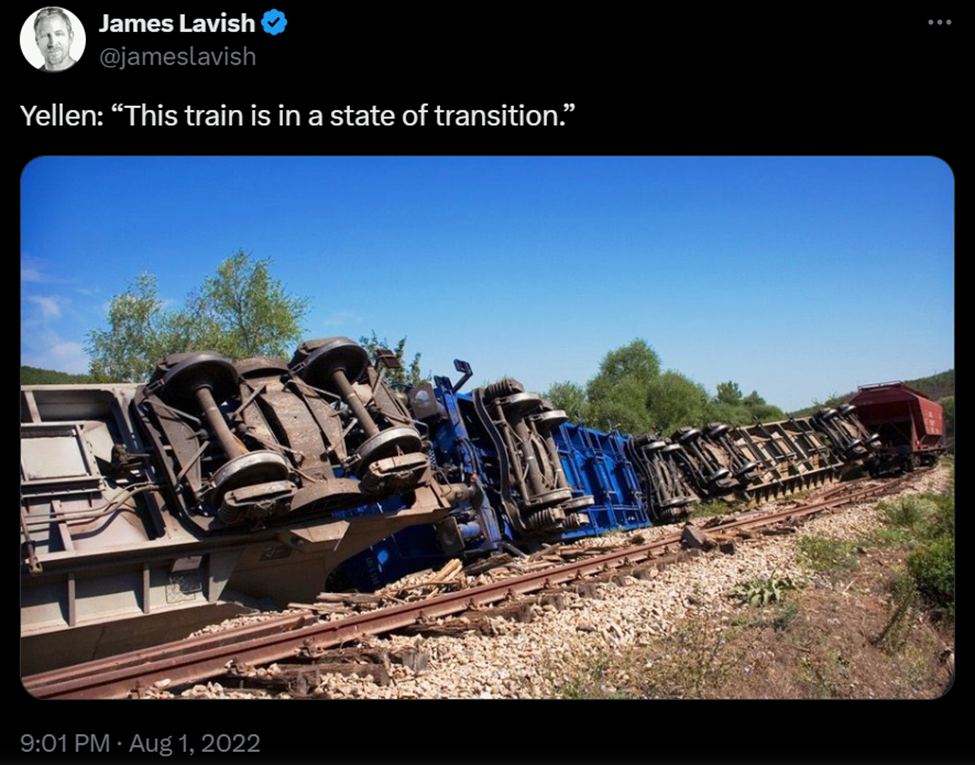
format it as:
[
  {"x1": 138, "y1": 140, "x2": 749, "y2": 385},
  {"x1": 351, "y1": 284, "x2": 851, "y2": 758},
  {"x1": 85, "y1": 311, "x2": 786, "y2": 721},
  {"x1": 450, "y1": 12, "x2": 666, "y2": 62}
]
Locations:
[{"x1": 849, "y1": 382, "x2": 946, "y2": 474}]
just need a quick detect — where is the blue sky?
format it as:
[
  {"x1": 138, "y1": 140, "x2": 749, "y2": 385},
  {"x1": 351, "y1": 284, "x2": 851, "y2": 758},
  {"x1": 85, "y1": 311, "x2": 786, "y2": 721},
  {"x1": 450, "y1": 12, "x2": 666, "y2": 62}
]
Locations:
[{"x1": 21, "y1": 156, "x2": 954, "y2": 412}]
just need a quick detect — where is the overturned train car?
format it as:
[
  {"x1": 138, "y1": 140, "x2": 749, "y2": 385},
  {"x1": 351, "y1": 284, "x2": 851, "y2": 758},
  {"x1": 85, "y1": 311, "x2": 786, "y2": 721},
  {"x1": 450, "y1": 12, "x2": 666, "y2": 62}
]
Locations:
[
  {"x1": 21, "y1": 340, "x2": 886, "y2": 669},
  {"x1": 20, "y1": 338, "x2": 475, "y2": 673},
  {"x1": 338, "y1": 363, "x2": 881, "y2": 590}
]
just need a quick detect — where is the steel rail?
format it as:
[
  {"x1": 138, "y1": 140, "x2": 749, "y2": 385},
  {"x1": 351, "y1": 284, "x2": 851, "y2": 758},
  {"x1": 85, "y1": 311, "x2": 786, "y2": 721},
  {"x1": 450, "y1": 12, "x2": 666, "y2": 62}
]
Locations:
[{"x1": 22, "y1": 473, "x2": 915, "y2": 699}]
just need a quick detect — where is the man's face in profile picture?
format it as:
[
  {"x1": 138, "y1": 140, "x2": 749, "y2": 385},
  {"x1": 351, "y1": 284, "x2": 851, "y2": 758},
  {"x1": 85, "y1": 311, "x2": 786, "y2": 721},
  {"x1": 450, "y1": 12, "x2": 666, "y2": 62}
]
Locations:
[{"x1": 35, "y1": 13, "x2": 73, "y2": 70}]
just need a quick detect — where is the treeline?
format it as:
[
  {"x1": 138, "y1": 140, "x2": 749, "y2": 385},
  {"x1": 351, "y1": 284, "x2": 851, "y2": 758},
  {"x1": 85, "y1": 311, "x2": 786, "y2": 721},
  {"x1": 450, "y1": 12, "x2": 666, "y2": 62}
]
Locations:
[
  {"x1": 906, "y1": 369, "x2": 954, "y2": 401},
  {"x1": 545, "y1": 339, "x2": 785, "y2": 435},
  {"x1": 21, "y1": 366, "x2": 92, "y2": 385},
  {"x1": 789, "y1": 368, "x2": 954, "y2": 435}
]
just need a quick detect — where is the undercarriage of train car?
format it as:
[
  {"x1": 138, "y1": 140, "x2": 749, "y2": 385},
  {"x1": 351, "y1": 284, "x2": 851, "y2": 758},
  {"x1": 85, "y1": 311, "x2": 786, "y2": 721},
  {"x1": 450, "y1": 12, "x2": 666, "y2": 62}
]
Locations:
[{"x1": 20, "y1": 338, "x2": 474, "y2": 673}]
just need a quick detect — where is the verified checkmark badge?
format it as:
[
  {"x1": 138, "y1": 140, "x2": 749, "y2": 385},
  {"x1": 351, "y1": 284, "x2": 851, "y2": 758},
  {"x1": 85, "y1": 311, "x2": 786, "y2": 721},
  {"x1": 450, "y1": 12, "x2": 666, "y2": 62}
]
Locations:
[{"x1": 261, "y1": 9, "x2": 287, "y2": 34}]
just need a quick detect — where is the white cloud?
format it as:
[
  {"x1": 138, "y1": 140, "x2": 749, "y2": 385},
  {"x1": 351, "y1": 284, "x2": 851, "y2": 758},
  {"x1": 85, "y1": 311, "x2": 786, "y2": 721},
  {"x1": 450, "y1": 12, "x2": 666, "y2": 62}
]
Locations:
[
  {"x1": 27, "y1": 295, "x2": 64, "y2": 319},
  {"x1": 21, "y1": 265, "x2": 43, "y2": 282},
  {"x1": 21, "y1": 256, "x2": 45, "y2": 283}
]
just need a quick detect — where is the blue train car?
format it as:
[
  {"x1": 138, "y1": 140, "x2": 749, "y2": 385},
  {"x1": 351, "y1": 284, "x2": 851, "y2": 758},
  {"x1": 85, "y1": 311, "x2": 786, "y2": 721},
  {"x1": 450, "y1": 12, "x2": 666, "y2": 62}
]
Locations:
[
  {"x1": 340, "y1": 369, "x2": 650, "y2": 589},
  {"x1": 555, "y1": 424, "x2": 650, "y2": 538}
]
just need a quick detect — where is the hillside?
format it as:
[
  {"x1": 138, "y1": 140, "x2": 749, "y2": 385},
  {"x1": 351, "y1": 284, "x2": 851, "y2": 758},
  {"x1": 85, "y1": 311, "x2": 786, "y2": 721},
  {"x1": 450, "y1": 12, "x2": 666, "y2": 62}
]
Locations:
[
  {"x1": 21, "y1": 366, "x2": 92, "y2": 385},
  {"x1": 905, "y1": 369, "x2": 954, "y2": 400},
  {"x1": 789, "y1": 368, "x2": 954, "y2": 418}
]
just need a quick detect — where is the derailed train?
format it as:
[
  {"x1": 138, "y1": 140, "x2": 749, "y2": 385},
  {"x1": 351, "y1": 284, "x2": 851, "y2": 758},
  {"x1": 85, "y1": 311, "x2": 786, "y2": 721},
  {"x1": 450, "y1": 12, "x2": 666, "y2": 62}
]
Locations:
[
  {"x1": 19, "y1": 336, "x2": 926, "y2": 673},
  {"x1": 338, "y1": 362, "x2": 884, "y2": 588}
]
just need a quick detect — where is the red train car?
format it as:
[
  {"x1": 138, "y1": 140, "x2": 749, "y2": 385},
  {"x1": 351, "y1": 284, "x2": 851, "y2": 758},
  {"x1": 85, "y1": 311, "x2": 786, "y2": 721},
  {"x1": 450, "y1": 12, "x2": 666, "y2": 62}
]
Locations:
[{"x1": 849, "y1": 382, "x2": 945, "y2": 474}]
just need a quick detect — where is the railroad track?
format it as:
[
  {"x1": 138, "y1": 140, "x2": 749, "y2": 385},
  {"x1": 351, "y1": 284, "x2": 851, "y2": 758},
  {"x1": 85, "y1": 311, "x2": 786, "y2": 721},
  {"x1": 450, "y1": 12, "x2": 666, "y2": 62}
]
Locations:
[{"x1": 22, "y1": 473, "x2": 916, "y2": 699}]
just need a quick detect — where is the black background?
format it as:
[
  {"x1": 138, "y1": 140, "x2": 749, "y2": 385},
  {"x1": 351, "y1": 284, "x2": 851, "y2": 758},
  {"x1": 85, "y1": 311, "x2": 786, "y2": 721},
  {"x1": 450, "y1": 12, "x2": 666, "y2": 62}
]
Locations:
[{"x1": 13, "y1": 4, "x2": 960, "y2": 765}]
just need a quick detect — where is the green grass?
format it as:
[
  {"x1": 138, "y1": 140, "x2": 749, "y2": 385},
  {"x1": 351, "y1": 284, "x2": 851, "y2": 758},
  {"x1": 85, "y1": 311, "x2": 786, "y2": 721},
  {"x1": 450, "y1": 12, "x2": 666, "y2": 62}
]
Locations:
[
  {"x1": 689, "y1": 499, "x2": 736, "y2": 520},
  {"x1": 879, "y1": 496, "x2": 937, "y2": 529},
  {"x1": 864, "y1": 469, "x2": 954, "y2": 626},
  {"x1": 798, "y1": 535, "x2": 860, "y2": 579},
  {"x1": 859, "y1": 526, "x2": 912, "y2": 548},
  {"x1": 730, "y1": 572, "x2": 797, "y2": 607}
]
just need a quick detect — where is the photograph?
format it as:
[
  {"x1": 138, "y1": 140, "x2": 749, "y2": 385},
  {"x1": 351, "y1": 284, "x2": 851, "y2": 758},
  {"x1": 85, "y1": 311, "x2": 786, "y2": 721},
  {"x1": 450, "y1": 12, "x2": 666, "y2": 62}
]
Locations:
[{"x1": 20, "y1": 155, "x2": 954, "y2": 703}]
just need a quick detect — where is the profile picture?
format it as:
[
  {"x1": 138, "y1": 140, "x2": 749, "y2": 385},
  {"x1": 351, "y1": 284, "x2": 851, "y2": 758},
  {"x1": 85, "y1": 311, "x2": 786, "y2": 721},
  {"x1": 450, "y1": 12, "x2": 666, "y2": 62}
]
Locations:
[{"x1": 21, "y1": 7, "x2": 85, "y2": 72}]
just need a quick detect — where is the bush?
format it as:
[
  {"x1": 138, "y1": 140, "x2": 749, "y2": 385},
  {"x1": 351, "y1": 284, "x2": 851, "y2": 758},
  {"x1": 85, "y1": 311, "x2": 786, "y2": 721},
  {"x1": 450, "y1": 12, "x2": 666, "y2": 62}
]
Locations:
[
  {"x1": 908, "y1": 536, "x2": 954, "y2": 618},
  {"x1": 927, "y1": 493, "x2": 954, "y2": 539},
  {"x1": 881, "y1": 496, "x2": 937, "y2": 529}
]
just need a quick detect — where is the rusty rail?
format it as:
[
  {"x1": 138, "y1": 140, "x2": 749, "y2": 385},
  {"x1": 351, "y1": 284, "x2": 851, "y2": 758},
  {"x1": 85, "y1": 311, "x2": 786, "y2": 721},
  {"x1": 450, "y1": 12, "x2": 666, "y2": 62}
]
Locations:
[{"x1": 23, "y1": 474, "x2": 914, "y2": 699}]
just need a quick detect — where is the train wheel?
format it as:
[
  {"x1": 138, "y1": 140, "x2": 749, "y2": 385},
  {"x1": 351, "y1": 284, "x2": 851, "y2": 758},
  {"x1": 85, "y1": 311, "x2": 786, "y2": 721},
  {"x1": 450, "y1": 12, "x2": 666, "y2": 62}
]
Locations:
[
  {"x1": 291, "y1": 337, "x2": 369, "y2": 390},
  {"x1": 211, "y1": 450, "x2": 291, "y2": 506},
  {"x1": 500, "y1": 392, "x2": 544, "y2": 417},
  {"x1": 354, "y1": 426, "x2": 424, "y2": 474},
  {"x1": 157, "y1": 351, "x2": 239, "y2": 409},
  {"x1": 705, "y1": 423, "x2": 730, "y2": 439}
]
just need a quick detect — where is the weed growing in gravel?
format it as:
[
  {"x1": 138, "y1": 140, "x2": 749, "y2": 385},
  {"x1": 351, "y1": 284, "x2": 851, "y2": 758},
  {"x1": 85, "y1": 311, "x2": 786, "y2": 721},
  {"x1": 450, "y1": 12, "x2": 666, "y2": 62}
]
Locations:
[
  {"x1": 540, "y1": 616, "x2": 743, "y2": 699},
  {"x1": 545, "y1": 650, "x2": 630, "y2": 699},
  {"x1": 619, "y1": 617, "x2": 744, "y2": 698},
  {"x1": 798, "y1": 535, "x2": 860, "y2": 579},
  {"x1": 730, "y1": 572, "x2": 797, "y2": 607},
  {"x1": 689, "y1": 499, "x2": 735, "y2": 520}
]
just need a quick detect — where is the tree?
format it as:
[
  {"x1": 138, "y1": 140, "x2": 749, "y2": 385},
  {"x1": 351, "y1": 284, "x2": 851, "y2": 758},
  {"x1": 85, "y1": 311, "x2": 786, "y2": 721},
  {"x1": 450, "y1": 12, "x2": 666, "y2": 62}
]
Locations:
[
  {"x1": 358, "y1": 331, "x2": 426, "y2": 389},
  {"x1": 646, "y1": 370, "x2": 710, "y2": 433},
  {"x1": 198, "y1": 252, "x2": 308, "y2": 359},
  {"x1": 740, "y1": 391, "x2": 785, "y2": 422},
  {"x1": 939, "y1": 396, "x2": 954, "y2": 449},
  {"x1": 589, "y1": 375, "x2": 657, "y2": 434},
  {"x1": 715, "y1": 381, "x2": 743, "y2": 407},
  {"x1": 86, "y1": 272, "x2": 172, "y2": 382},
  {"x1": 546, "y1": 381, "x2": 591, "y2": 424},
  {"x1": 585, "y1": 339, "x2": 662, "y2": 432},
  {"x1": 86, "y1": 252, "x2": 309, "y2": 383},
  {"x1": 589, "y1": 339, "x2": 660, "y2": 391},
  {"x1": 706, "y1": 381, "x2": 785, "y2": 425}
]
